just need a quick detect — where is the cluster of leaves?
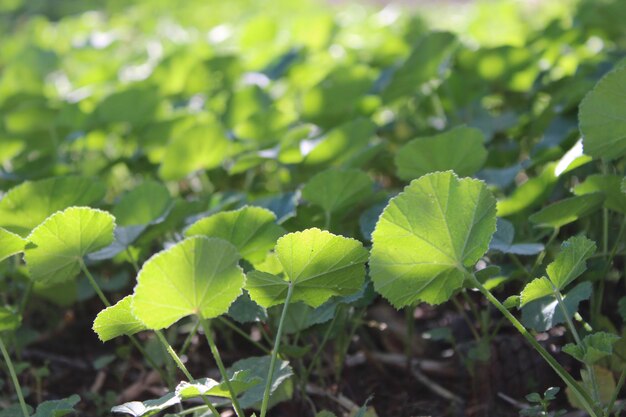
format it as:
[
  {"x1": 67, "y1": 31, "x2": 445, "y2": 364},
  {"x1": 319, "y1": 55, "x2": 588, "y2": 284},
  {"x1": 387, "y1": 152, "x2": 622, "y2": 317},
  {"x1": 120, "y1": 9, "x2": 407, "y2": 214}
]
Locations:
[{"x1": 1, "y1": 0, "x2": 626, "y2": 416}]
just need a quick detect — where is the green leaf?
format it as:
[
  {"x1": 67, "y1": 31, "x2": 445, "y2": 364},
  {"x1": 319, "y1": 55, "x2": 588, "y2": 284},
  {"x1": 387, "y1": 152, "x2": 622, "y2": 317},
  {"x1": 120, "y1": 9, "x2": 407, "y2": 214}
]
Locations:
[
  {"x1": 228, "y1": 291, "x2": 268, "y2": 324},
  {"x1": 521, "y1": 281, "x2": 592, "y2": 332},
  {"x1": 573, "y1": 174, "x2": 626, "y2": 214},
  {"x1": 489, "y1": 218, "x2": 543, "y2": 255},
  {"x1": 112, "y1": 181, "x2": 172, "y2": 227},
  {"x1": 0, "y1": 227, "x2": 26, "y2": 262},
  {"x1": 31, "y1": 394, "x2": 80, "y2": 417},
  {"x1": 370, "y1": 171, "x2": 497, "y2": 307},
  {"x1": 159, "y1": 122, "x2": 237, "y2": 180},
  {"x1": 529, "y1": 193, "x2": 604, "y2": 228},
  {"x1": 562, "y1": 332, "x2": 620, "y2": 363},
  {"x1": 112, "y1": 393, "x2": 179, "y2": 417},
  {"x1": 0, "y1": 306, "x2": 21, "y2": 332},
  {"x1": 24, "y1": 207, "x2": 115, "y2": 287},
  {"x1": 176, "y1": 370, "x2": 261, "y2": 399},
  {"x1": 93, "y1": 296, "x2": 147, "y2": 342},
  {"x1": 520, "y1": 277, "x2": 554, "y2": 307},
  {"x1": 382, "y1": 32, "x2": 457, "y2": 102},
  {"x1": 0, "y1": 176, "x2": 105, "y2": 236},
  {"x1": 226, "y1": 355, "x2": 293, "y2": 409},
  {"x1": 185, "y1": 206, "x2": 285, "y2": 263},
  {"x1": 0, "y1": 405, "x2": 33, "y2": 417},
  {"x1": 545, "y1": 236, "x2": 596, "y2": 290},
  {"x1": 497, "y1": 163, "x2": 558, "y2": 217},
  {"x1": 131, "y1": 237, "x2": 245, "y2": 330},
  {"x1": 246, "y1": 228, "x2": 368, "y2": 308},
  {"x1": 395, "y1": 126, "x2": 487, "y2": 180},
  {"x1": 579, "y1": 67, "x2": 626, "y2": 160},
  {"x1": 301, "y1": 169, "x2": 373, "y2": 214}
]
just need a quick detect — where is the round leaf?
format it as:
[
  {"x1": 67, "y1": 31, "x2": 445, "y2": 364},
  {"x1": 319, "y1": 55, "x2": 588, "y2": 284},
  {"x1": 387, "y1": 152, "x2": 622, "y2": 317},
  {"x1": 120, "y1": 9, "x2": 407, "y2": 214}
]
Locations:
[
  {"x1": 301, "y1": 169, "x2": 373, "y2": 214},
  {"x1": 131, "y1": 236, "x2": 245, "y2": 330},
  {"x1": 24, "y1": 207, "x2": 115, "y2": 286},
  {"x1": 395, "y1": 126, "x2": 487, "y2": 180},
  {"x1": 112, "y1": 181, "x2": 172, "y2": 227},
  {"x1": 370, "y1": 171, "x2": 497, "y2": 307},
  {"x1": 579, "y1": 67, "x2": 626, "y2": 160},
  {"x1": 529, "y1": 193, "x2": 604, "y2": 228},
  {"x1": 93, "y1": 296, "x2": 147, "y2": 342},
  {"x1": 0, "y1": 227, "x2": 26, "y2": 262},
  {"x1": 185, "y1": 206, "x2": 285, "y2": 263},
  {"x1": 0, "y1": 176, "x2": 105, "y2": 236},
  {"x1": 246, "y1": 228, "x2": 368, "y2": 308}
]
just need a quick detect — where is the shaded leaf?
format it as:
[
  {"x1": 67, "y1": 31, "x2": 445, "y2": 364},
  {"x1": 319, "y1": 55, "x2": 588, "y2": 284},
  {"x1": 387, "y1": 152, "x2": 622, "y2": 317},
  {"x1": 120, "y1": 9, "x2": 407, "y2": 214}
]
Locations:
[
  {"x1": 529, "y1": 193, "x2": 604, "y2": 228},
  {"x1": 395, "y1": 126, "x2": 487, "y2": 180},
  {"x1": 112, "y1": 181, "x2": 172, "y2": 227},
  {"x1": 573, "y1": 174, "x2": 626, "y2": 214},
  {"x1": 0, "y1": 306, "x2": 21, "y2": 332},
  {"x1": 521, "y1": 282, "x2": 592, "y2": 332},
  {"x1": 32, "y1": 394, "x2": 80, "y2": 417},
  {"x1": 563, "y1": 332, "x2": 620, "y2": 364},
  {"x1": 302, "y1": 169, "x2": 373, "y2": 214}
]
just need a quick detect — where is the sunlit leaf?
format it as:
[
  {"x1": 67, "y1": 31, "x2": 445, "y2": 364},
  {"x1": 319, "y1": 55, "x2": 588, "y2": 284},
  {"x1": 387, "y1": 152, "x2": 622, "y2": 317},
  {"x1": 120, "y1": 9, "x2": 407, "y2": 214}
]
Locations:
[
  {"x1": 0, "y1": 176, "x2": 105, "y2": 236},
  {"x1": 370, "y1": 171, "x2": 497, "y2": 307},
  {"x1": 246, "y1": 228, "x2": 368, "y2": 308},
  {"x1": 25, "y1": 207, "x2": 115, "y2": 287},
  {"x1": 93, "y1": 296, "x2": 147, "y2": 342},
  {"x1": 31, "y1": 394, "x2": 80, "y2": 417},
  {"x1": 0, "y1": 227, "x2": 26, "y2": 262},
  {"x1": 185, "y1": 206, "x2": 285, "y2": 263},
  {"x1": 579, "y1": 67, "x2": 626, "y2": 160},
  {"x1": 131, "y1": 237, "x2": 245, "y2": 330}
]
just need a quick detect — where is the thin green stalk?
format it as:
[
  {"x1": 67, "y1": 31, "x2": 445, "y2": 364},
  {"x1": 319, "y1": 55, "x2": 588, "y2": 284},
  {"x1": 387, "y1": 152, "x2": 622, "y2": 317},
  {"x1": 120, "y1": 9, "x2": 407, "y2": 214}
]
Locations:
[
  {"x1": 79, "y1": 260, "x2": 169, "y2": 384},
  {"x1": 154, "y1": 330, "x2": 222, "y2": 417},
  {"x1": 125, "y1": 247, "x2": 140, "y2": 273},
  {"x1": 606, "y1": 369, "x2": 626, "y2": 417},
  {"x1": 0, "y1": 336, "x2": 29, "y2": 417},
  {"x1": 218, "y1": 316, "x2": 271, "y2": 354},
  {"x1": 324, "y1": 211, "x2": 331, "y2": 231},
  {"x1": 530, "y1": 228, "x2": 560, "y2": 277},
  {"x1": 452, "y1": 296, "x2": 481, "y2": 341},
  {"x1": 469, "y1": 274, "x2": 601, "y2": 417},
  {"x1": 79, "y1": 259, "x2": 111, "y2": 308},
  {"x1": 180, "y1": 319, "x2": 201, "y2": 356},
  {"x1": 594, "y1": 217, "x2": 626, "y2": 320},
  {"x1": 200, "y1": 319, "x2": 245, "y2": 417},
  {"x1": 260, "y1": 283, "x2": 295, "y2": 417},
  {"x1": 19, "y1": 281, "x2": 33, "y2": 316},
  {"x1": 553, "y1": 289, "x2": 600, "y2": 403}
]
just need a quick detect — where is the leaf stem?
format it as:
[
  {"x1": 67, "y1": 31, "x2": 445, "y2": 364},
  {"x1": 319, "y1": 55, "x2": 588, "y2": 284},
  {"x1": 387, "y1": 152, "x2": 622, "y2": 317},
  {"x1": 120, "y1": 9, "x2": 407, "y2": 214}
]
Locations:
[
  {"x1": 606, "y1": 368, "x2": 626, "y2": 417},
  {"x1": 260, "y1": 282, "x2": 294, "y2": 417},
  {"x1": 0, "y1": 336, "x2": 29, "y2": 417},
  {"x1": 79, "y1": 259, "x2": 111, "y2": 308},
  {"x1": 218, "y1": 316, "x2": 271, "y2": 354},
  {"x1": 553, "y1": 289, "x2": 600, "y2": 403},
  {"x1": 154, "y1": 330, "x2": 222, "y2": 417},
  {"x1": 469, "y1": 274, "x2": 600, "y2": 417},
  {"x1": 200, "y1": 319, "x2": 246, "y2": 417},
  {"x1": 79, "y1": 259, "x2": 168, "y2": 384}
]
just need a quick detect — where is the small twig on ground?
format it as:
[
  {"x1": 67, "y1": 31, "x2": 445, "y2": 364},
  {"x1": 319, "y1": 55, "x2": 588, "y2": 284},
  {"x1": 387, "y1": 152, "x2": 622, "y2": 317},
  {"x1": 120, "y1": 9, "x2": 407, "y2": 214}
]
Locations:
[{"x1": 306, "y1": 384, "x2": 360, "y2": 412}]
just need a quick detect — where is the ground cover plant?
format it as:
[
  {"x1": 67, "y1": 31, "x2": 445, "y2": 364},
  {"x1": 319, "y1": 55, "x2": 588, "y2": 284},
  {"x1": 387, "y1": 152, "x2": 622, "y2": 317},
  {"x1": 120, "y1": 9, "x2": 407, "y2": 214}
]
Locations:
[{"x1": 1, "y1": 0, "x2": 625, "y2": 416}]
